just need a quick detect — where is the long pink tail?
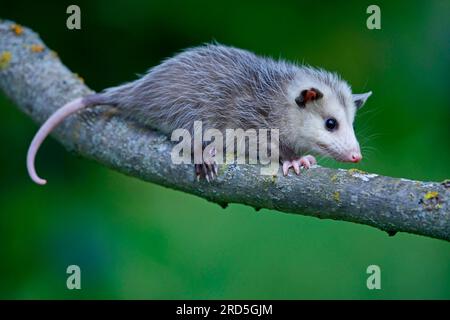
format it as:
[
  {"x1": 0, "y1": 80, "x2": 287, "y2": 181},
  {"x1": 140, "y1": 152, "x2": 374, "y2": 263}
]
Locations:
[{"x1": 27, "y1": 97, "x2": 86, "y2": 185}]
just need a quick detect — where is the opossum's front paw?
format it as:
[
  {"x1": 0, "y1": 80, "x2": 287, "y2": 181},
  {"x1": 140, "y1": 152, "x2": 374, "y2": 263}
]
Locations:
[
  {"x1": 282, "y1": 155, "x2": 316, "y2": 176},
  {"x1": 300, "y1": 155, "x2": 316, "y2": 169}
]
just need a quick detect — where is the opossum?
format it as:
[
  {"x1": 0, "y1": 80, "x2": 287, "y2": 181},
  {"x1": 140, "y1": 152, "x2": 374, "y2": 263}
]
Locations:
[{"x1": 27, "y1": 44, "x2": 372, "y2": 185}]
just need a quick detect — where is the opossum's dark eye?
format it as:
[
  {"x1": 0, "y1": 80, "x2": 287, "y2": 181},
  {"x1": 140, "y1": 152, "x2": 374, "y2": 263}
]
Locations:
[{"x1": 325, "y1": 118, "x2": 338, "y2": 131}]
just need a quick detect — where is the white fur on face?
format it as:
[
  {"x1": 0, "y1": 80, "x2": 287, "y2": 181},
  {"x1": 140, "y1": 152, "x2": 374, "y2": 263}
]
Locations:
[{"x1": 284, "y1": 75, "x2": 361, "y2": 161}]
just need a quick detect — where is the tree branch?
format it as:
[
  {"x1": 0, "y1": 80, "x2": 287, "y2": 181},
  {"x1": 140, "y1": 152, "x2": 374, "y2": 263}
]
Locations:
[{"x1": 1, "y1": 20, "x2": 449, "y2": 242}]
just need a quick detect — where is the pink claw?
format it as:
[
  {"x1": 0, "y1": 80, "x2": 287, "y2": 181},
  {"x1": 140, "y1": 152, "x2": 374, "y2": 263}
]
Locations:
[
  {"x1": 282, "y1": 155, "x2": 317, "y2": 176},
  {"x1": 305, "y1": 155, "x2": 317, "y2": 166},
  {"x1": 300, "y1": 157, "x2": 310, "y2": 169},
  {"x1": 282, "y1": 161, "x2": 291, "y2": 176},
  {"x1": 292, "y1": 160, "x2": 300, "y2": 174}
]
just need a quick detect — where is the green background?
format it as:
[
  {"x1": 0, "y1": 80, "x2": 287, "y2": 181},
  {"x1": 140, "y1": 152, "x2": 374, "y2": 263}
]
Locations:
[{"x1": 1, "y1": 0, "x2": 449, "y2": 299}]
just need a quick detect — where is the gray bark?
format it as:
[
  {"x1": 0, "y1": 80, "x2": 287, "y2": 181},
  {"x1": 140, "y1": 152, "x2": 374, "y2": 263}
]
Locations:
[{"x1": 1, "y1": 20, "x2": 449, "y2": 242}]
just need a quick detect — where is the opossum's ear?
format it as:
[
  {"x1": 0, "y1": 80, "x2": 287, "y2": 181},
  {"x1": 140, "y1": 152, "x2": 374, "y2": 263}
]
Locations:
[
  {"x1": 352, "y1": 91, "x2": 372, "y2": 109},
  {"x1": 295, "y1": 88, "x2": 323, "y2": 107}
]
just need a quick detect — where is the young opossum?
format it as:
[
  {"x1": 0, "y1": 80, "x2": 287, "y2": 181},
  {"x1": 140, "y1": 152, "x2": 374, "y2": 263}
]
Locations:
[{"x1": 27, "y1": 44, "x2": 372, "y2": 185}]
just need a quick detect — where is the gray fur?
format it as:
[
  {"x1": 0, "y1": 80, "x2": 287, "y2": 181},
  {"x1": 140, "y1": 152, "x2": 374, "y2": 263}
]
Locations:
[
  {"x1": 83, "y1": 44, "x2": 359, "y2": 160},
  {"x1": 85, "y1": 46, "x2": 342, "y2": 127}
]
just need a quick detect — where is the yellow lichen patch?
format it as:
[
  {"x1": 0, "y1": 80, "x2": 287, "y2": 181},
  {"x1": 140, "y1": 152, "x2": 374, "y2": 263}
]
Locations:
[
  {"x1": 424, "y1": 191, "x2": 439, "y2": 200},
  {"x1": 331, "y1": 174, "x2": 338, "y2": 182},
  {"x1": 348, "y1": 168, "x2": 367, "y2": 175},
  {"x1": 73, "y1": 73, "x2": 84, "y2": 83},
  {"x1": 333, "y1": 191, "x2": 340, "y2": 202},
  {"x1": 10, "y1": 24, "x2": 23, "y2": 35},
  {"x1": 0, "y1": 51, "x2": 12, "y2": 70},
  {"x1": 421, "y1": 191, "x2": 442, "y2": 211},
  {"x1": 30, "y1": 44, "x2": 44, "y2": 53}
]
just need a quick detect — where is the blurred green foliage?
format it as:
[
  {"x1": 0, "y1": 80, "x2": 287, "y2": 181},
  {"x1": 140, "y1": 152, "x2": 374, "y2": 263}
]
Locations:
[{"x1": 1, "y1": 0, "x2": 449, "y2": 299}]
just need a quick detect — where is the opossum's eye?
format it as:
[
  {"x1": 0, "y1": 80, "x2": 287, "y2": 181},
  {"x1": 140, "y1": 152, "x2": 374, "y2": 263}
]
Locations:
[{"x1": 325, "y1": 118, "x2": 338, "y2": 131}]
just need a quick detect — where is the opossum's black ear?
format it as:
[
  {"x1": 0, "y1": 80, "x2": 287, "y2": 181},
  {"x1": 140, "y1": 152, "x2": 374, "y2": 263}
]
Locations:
[
  {"x1": 353, "y1": 91, "x2": 372, "y2": 109},
  {"x1": 295, "y1": 88, "x2": 323, "y2": 107}
]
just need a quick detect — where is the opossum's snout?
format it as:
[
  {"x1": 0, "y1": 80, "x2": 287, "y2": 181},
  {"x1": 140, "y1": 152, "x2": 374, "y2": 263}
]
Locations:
[
  {"x1": 313, "y1": 117, "x2": 363, "y2": 163},
  {"x1": 307, "y1": 90, "x2": 371, "y2": 164},
  {"x1": 317, "y1": 140, "x2": 362, "y2": 163},
  {"x1": 341, "y1": 148, "x2": 362, "y2": 163},
  {"x1": 330, "y1": 131, "x2": 363, "y2": 163}
]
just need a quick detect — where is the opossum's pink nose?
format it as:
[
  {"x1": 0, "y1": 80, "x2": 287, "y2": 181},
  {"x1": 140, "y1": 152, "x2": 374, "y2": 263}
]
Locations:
[
  {"x1": 350, "y1": 152, "x2": 362, "y2": 163},
  {"x1": 341, "y1": 149, "x2": 362, "y2": 163}
]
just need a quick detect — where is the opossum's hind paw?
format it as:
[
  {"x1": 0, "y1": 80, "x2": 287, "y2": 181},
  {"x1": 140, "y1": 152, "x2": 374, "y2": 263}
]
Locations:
[
  {"x1": 195, "y1": 162, "x2": 218, "y2": 182},
  {"x1": 195, "y1": 146, "x2": 218, "y2": 182},
  {"x1": 282, "y1": 155, "x2": 316, "y2": 176}
]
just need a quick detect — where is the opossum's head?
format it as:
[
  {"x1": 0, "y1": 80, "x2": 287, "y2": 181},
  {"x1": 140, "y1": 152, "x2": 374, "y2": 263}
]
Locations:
[{"x1": 284, "y1": 72, "x2": 371, "y2": 163}]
